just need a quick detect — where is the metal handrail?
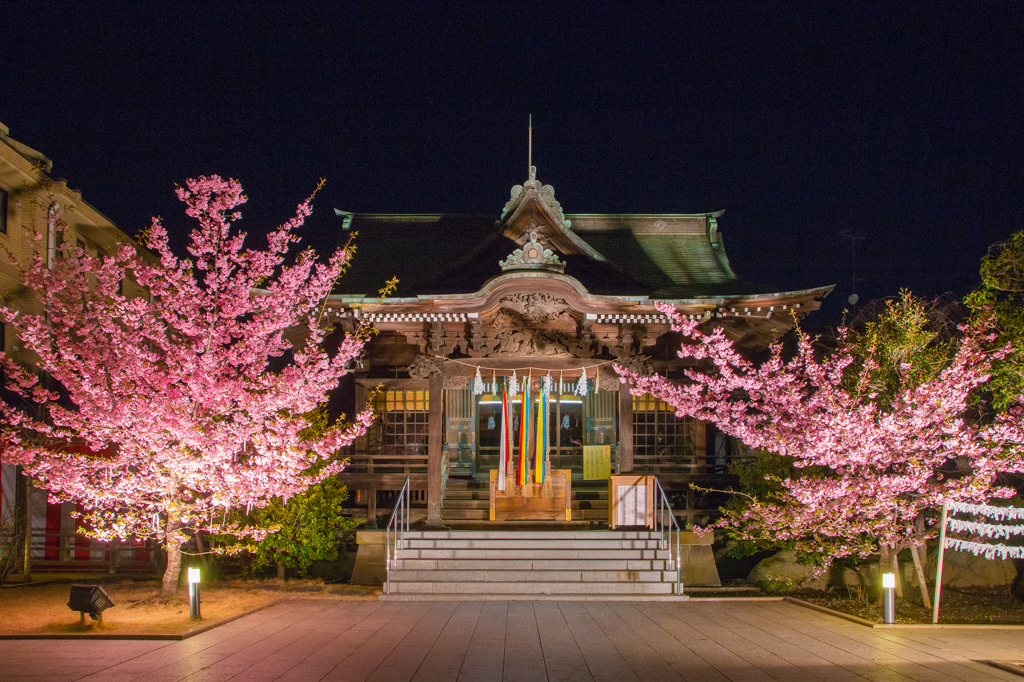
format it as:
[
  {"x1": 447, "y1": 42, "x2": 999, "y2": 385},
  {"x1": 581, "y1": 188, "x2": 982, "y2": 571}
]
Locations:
[
  {"x1": 653, "y1": 477, "x2": 683, "y2": 596},
  {"x1": 385, "y1": 475, "x2": 411, "y2": 595}
]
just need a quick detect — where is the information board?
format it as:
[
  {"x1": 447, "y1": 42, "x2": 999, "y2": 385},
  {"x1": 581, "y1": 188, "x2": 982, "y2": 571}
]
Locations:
[{"x1": 583, "y1": 445, "x2": 611, "y2": 480}]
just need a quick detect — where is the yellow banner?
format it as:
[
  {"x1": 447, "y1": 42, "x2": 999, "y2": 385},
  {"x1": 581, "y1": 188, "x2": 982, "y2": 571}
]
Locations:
[{"x1": 583, "y1": 445, "x2": 611, "y2": 480}]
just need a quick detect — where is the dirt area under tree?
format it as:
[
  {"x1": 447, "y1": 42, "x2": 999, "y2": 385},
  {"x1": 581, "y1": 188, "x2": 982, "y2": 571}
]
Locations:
[{"x1": 0, "y1": 579, "x2": 379, "y2": 636}]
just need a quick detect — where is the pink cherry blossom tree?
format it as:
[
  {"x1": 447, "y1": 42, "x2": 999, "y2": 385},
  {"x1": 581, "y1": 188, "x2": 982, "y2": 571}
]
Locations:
[
  {"x1": 0, "y1": 176, "x2": 373, "y2": 595},
  {"x1": 618, "y1": 301, "x2": 1024, "y2": 604}
]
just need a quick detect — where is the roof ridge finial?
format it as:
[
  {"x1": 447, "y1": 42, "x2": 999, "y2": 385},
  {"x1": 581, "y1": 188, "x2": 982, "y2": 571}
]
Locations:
[{"x1": 528, "y1": 114, "x2": 532, "y2": 180}]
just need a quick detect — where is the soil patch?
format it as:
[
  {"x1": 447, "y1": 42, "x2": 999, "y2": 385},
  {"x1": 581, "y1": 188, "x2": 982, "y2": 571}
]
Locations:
[
  {"x1": 799, "y1": 587, "x2": 1024, "y2": 625},
  {"x1": 0, "y1": 579, "x2": 379, "y2": 636}
]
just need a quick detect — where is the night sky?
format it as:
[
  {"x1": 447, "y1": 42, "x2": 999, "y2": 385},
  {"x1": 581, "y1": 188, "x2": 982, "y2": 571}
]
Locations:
[{"x1": 4, "y1": 3, "x2": 1023, "y2": 325}]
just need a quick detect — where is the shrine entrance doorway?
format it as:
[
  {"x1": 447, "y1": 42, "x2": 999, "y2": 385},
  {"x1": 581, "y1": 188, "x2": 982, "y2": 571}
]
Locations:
[{"x1": 471, "y1": 379, "x2": 617, "y2": 481}]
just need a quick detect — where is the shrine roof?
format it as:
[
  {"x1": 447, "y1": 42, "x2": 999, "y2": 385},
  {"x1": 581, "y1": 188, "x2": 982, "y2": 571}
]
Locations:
[
  {"x1": 329, "y1": 168, "x2": 827, "y2": 302},
  {"x1": 331, "y1": 211, "x2": 766, "y2": 300}
]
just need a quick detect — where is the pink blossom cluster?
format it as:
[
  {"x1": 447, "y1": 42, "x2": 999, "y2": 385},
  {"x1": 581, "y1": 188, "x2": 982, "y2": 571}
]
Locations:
[
  {"x1": 0, "y1": 176, "x2": 372, "y2": 554},
  {"x1": 617, "y1": 302, "x2": 1024, "y2": 567}
]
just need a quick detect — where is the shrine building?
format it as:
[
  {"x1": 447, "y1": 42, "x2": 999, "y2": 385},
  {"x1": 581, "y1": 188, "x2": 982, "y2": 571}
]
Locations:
[{"x1": 329, "y1": 166, "x2": 833, "y2": 531}]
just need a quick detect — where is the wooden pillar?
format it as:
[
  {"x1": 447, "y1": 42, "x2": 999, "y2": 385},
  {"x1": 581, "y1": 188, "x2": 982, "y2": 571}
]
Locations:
[
  {"x1": 426, "y1": 371, "x2": 445, "y2": 528},
  {"x1": 618, "y1": 381, "x2": 633, "y2": 473}
]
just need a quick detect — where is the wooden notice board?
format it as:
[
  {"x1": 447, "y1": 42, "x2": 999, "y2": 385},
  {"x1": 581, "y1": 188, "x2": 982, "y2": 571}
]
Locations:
[
  {"x1": 489, "y1": 469, "x2": 572, "y2": 521},
  {"x1": 608, "y1": 474, "x2": 655, "y2": 529}
]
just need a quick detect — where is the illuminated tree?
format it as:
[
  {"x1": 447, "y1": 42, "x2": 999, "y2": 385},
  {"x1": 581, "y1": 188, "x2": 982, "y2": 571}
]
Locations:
[
  {"x1": 0, "y1": 176, "x2": 372, "y2": 595},
  {"x1": 618, "y1": 299, "x2": 1024, "y2": 603}
]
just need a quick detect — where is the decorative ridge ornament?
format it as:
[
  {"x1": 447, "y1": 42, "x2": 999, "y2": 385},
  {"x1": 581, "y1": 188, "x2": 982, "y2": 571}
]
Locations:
[
  {"x1": 500, "y1": 166, "x2": 572, "y2": 231},
  {"x1": 499, "y1": 230, "x2": 566, "y2": 273}
]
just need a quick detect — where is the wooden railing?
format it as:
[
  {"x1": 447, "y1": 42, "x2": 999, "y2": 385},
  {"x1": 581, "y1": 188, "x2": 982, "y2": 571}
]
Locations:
[
  {"x1": 633, "y1": 451, "x2": 707, "y2": 475},
  {"x1": 26, "y1": 531, "x2": 158, "y2": 572},
  {"x1": 345, "y1": 449, "x2": 428, "y2": 475}
]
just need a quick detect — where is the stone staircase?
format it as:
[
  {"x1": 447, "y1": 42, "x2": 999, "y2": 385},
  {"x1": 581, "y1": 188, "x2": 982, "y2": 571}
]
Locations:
[
  {"x1": 380, "y1": 530, "x2": 688, "y2": 601},
  {"x1": 441, "y1": 476, "x2": 610, "y2": 524}
]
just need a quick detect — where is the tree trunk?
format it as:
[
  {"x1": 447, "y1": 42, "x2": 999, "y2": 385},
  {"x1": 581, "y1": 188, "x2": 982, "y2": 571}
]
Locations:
[
  {"x1": 161, "y1": 513, "x2": 183, "y2": 597},
  {"x1": 909, "y1": 543, "x2": 932, "y2": 609},
  {"x1": 277, "y1": 561, "x2": 286, "y2": 580},
  {"x1": 911, "y1": 514, "x2": 932, "y2": 609},
  {"x1": 194, "y1": 532, "x2": 211, "y2": 575},
  {"x1": 891, "y1": 547, "x2": 904, "y2": 599},
  {"x1": 162, "y1": 542, "x2": 182, "y2": 596},
  {"x1": 878, "y1": 544, "x2": 890, "y2": 602}
]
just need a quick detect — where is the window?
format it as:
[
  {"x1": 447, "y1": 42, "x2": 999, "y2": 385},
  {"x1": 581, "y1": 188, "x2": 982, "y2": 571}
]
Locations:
[
  {"x1": 366, "y1": 390, "x2": 431, "y2": 472},
  {"x1": 633, "y1": 393, "x2": 705, "y2": 474},
  {"x1": 0, "y1": 187, "x2": 7, "y2": 234}
]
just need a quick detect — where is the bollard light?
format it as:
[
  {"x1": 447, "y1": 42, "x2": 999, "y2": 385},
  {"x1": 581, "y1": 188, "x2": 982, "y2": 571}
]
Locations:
[
  {"x1": 187, "y1": 567, "x2": 201, "y2": 620},
  {"x1": 881, "y1": 572, "x2": 896, "y2": 624}
]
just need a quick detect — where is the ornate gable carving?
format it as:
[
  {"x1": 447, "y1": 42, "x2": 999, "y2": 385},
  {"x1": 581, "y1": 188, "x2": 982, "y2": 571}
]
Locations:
[
  {"x1": 499, "y1": 230, "x2": 566, "y2": 273},
  {"x1": 495, "y1": 293, "x2": 576, "y2": 325},
  {"x1": 484, "y1": 293, "x2": 578, "y2": 357}
]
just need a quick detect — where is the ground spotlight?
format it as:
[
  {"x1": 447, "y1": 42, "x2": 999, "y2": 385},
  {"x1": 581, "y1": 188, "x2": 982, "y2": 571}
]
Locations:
[{"x1": 67, "y1": 584, "x2": 114, "y2": 626}]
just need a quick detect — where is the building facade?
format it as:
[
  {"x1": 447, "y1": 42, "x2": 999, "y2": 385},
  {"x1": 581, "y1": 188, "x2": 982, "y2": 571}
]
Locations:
[
  {"x1": 329, "y1": 167, "x2": 832, "y2": 528},
  {"x1": 0, "y1": 122, "x2": 155, "y2": 574}
]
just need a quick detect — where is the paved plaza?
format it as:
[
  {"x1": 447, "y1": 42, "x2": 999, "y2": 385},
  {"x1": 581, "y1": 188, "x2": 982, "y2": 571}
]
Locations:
[{"x1": 2, "y1": 598, "x2": 1023, "y2": 681}]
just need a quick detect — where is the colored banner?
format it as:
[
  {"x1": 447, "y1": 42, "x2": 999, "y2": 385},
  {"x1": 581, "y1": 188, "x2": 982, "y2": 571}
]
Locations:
[
  {"x1": 535, "y1": 384, "x2": 549, "y2": 484},
  {"x1": 518, "y1": 379, "x2": 530, "y2": 485},
  {"x1": 498, "y1": 382, "x2": 508, "y2": 491}
]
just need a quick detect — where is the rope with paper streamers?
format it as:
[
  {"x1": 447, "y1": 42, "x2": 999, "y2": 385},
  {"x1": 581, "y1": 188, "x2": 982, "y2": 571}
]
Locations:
[
  {"x1": 441, "y1": 357, "x2": 620, "y2": 395},
  {"x1": 946, "y1": 501, "x2": 1024, "y2": 521},
  {"x1": 933, "y1": 501, "x2": 1024, "y2": 622},
  {"x1": 943, "y1": 538, "x2": 1024, "y2": 560},
  {"x1": 940, "y1": 502, "x2": 1024, "y2": 557}
]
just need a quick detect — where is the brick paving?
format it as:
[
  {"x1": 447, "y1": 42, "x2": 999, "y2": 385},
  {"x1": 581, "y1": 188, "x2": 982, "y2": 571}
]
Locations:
[{"x1": 1, "y1": 599, "x2": 1023, "y2": 681}]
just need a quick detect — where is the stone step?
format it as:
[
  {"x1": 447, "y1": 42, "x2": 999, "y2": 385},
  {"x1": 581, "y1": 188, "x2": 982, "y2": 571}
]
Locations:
[
  {"x1": 404, "y1": 530, "x2": 660, "y2": 540},
  {"x1": 444, "y1": 490, "x2": 610, "y2": 501},
  {"x1": 388, "y1": 569, "x2": 677, "y2": 582},
  {"x1": 395, "y1": 558, "x2": 672, "y2": 571},
  {"x1": 439, "y1": 509, "x2": 610, "y2": 521},
  {"x1": 438, "y1": 509, "x2": 489, "y2": 520},
  {"x1": 385, "y1": 580, "x2": 677, "y2": 595},
  {"x1": 443, "y1": 496, "x2": 609, "y2": 506},
  {"x1": 403, "y1": 538, "x2": 663, "y2": 549},
  {"x1": 379, "y1": 593, "x2": 689, "y2": 602},
  {"x1": 399, "y1": 548, "x2": 673, "y2": 560}
]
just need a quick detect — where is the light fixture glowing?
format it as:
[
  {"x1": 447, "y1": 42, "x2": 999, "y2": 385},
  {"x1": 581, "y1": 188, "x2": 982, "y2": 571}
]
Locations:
[
  {"x1": 188, "y1": 567, "x2": 201, "y2": 584},
  {"x1": 881, "y1": 572, "x2": 895, "y2": 589}
]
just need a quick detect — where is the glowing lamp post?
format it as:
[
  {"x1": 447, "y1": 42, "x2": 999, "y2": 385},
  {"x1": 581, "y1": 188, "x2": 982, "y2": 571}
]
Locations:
[
  {"x1": 881, "y1": 572, "x2": 896, "y2": 624},
  {"x1": 188, "y1": 567, "x2": 201, "y2": 620}
]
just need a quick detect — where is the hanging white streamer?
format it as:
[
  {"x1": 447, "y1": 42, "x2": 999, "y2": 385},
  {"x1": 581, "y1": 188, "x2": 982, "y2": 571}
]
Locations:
[
  {"x1": 473, "y1": 367, "x2": 485, "y2": 395},
  {"x1": 576, "y1": 367, "x2": 588, "y2": 397},
  {"x1": 947, "y1": 517, "x2": 1024, "y2": 540},
  {"x1": 947, "y1": 501, "x2": 1024, "y2": 520},
  {"x1": 543, "y1": 371, "x2": 553, "y2": 393},
  {"x1": 509, "y1": 370, "x2": 519, "y2": 396},
  {"x1": 944, "y1": 537, "x2": 1024, "y2": 560}
]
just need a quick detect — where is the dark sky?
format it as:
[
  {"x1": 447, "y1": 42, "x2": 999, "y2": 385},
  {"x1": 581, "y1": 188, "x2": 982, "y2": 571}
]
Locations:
[{"x1": 4, "y1": 2, "x2": 1023, "y2": 325}]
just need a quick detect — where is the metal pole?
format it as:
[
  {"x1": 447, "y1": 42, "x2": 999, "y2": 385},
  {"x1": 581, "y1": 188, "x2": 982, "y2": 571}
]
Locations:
[
  {"x1": 189, "y1": 582, "x2": 201, "y2": 620},
  {"x1": 883, "y1": 584, "x2": 896, "y2": 624},
  {"x1": 932, "y1": 501, "x2": 949, "y2": 624}
]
